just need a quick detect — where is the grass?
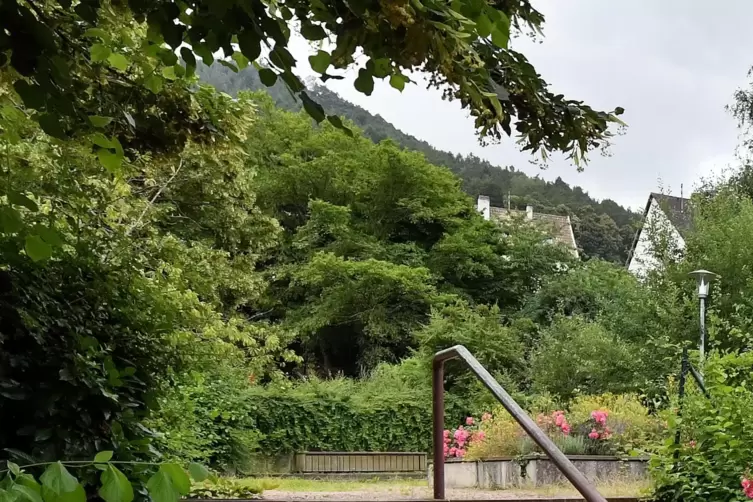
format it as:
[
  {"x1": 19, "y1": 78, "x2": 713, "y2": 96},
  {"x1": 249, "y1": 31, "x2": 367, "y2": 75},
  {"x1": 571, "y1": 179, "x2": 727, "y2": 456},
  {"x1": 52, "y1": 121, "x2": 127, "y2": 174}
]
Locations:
[
  {"x1": 528, "y1": 479, "x2": 652, "y2": 497},
  {"x1": 235, "y1": 476, "x2": 649, "y2": 497},
  {"x1": 241, "y1": 477, "x2": 425, "y2": 492}
]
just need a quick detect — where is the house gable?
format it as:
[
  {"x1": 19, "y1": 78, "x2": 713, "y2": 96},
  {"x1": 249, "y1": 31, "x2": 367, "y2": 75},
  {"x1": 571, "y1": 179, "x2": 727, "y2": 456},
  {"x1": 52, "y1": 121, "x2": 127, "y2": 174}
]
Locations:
[{"x1": 627, "y1": 194, "x2": 689, "y2": 277}]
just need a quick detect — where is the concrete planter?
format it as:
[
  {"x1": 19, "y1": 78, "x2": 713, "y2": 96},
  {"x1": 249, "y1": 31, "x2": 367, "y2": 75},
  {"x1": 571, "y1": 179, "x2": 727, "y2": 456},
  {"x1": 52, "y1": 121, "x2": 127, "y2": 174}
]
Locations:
[{"x1": 429, "y1": 455, "x2": 648, "y2": 489}]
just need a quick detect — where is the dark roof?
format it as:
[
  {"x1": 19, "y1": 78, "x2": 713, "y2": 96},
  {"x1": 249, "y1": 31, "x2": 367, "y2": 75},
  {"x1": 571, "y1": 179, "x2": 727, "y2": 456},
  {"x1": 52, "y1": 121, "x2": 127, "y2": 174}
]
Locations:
[
  {"x1": 625, "y1": 192, "x2": 693, "y2": 267},
  {"x1": 489, "y1": 206, "x2": 578, "y2": 253}
]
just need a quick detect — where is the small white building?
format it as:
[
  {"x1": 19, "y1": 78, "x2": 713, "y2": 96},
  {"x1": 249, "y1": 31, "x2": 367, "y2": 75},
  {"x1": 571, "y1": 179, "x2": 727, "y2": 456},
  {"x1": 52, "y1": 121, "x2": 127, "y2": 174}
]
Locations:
[
  {"x1": 626, "y1": 193, "x2": 692, "y2": 277},
  {"x1": 477, "y1": 195, "x2": 579, "y2": 258}
]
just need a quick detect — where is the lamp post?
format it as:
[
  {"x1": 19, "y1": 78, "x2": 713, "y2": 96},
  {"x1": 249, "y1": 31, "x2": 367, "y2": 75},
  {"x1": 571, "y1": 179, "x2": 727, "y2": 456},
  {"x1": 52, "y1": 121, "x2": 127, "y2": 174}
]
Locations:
[{"x1": 688, "y1": 269, "x2": 718, "y2": 371}]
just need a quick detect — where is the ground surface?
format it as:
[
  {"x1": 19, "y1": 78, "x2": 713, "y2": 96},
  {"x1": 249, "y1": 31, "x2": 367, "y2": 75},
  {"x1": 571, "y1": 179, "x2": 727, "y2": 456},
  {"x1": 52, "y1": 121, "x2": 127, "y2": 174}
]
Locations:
[{"x1": 256, "y1": 478, "x2": 649, "y2": 500}]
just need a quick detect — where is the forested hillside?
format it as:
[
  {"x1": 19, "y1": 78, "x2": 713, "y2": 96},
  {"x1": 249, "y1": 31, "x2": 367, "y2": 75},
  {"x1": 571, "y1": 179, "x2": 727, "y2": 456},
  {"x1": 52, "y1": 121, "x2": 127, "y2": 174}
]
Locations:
[{"x1": 197, "y1": 63, "x2": 640, "y2": 263}]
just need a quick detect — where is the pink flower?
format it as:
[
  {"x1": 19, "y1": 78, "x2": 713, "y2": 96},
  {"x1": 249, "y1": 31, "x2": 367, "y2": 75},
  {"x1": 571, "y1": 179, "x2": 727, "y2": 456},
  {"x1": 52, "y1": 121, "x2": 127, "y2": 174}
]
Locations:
[
  {"x1": 449, "y1": 447, "x2": 457, "y2": 457},
  {"x1": 555, "y1": 414, "x2": 565, "y2": 427},
  {"x1": 561, "y1": 423, "x2": 571, "y2": 435},
  {"x1": 466, "y1": 416, "x2": 474, "y2": 426},
  {"x1": 476, "y1": 431, "x2": 486, "y2": 441},
  {"x1": 456, "y1": 448, "x2": 466, "y2": 458},
  {"x1": 744, "y1": 479, "x2": 751, "y2": 490},
  {"x1": 689, "y1": 440, "x2": 696, "y2": 448},
  {"x1": 482, "y1": 413, "x2": 492, "y2": 422},
  {"x1": 443, "y1": 445, "x2": 449, "y2": 457},
  {"x1": 589, "y1": 429, "x2": 600, "y2": 440},
  {"x1": 444, "y1": 429, "x2": 450, "y2": 438},
  {"x1": 591, "y1": 410, "x2": 608, "y2": 425},
  {"x1": 444, "y1": 436, "x2": 451, "y2": 445}
]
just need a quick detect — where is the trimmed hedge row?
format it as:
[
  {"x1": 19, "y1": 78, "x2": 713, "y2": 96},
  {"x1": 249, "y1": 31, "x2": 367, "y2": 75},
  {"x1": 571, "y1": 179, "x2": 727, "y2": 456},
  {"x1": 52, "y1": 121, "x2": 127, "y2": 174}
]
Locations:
[{"x1": 247, "y1": 388, "x2": 465, "y2": 454}]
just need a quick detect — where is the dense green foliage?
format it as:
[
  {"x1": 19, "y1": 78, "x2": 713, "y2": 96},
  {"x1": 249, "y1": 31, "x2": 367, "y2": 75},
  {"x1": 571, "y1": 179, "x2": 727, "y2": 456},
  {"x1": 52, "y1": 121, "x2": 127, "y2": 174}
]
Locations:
[
  {"x1": 652, "y1": 353, "x2": 753, "y2": 502},
  {"x1": 198, "y1": 64, "x2": 639, "y2": 263}
]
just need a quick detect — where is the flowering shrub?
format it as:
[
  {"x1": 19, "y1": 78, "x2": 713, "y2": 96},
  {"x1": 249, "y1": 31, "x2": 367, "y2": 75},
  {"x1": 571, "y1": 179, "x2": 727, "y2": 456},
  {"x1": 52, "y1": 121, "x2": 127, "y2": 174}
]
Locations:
[
  {"x1": 466, "y1": 393, "x2": 661, "y2": 460},
  {"x1": 743, "y1": 475, "x2": 753, "y2": 500},
  {"x1": 444, "y1": 415, "x2": 488, "y2": 459}
]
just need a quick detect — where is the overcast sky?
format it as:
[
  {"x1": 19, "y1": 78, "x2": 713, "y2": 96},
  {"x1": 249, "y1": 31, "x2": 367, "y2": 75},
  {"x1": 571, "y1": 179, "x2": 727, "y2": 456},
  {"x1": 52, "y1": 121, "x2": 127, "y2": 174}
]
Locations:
[{"x1": 289, "y1": 0, "x2": 753, "y2": 211}]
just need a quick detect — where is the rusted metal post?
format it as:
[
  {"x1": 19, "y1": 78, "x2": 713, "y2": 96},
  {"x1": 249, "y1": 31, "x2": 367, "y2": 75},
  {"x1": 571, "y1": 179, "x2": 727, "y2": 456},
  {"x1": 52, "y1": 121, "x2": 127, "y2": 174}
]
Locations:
[
  {"x1": 432, "y1": 358, "x2": 445, "y2": 501},
  {"x1": 432, "y1": 345, "x2": 607, "y2": 502}
]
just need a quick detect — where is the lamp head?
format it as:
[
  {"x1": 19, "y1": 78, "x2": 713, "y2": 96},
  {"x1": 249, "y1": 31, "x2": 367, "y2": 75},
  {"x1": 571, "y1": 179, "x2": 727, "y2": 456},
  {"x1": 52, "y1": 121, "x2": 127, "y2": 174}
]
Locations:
[{"x1": 688, "y1": 269, "x2": 719, "y2": 299}]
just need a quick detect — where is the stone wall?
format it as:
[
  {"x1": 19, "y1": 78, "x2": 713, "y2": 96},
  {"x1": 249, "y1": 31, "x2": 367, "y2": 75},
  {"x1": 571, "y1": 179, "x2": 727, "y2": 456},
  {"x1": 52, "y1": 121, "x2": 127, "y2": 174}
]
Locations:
[{"x1": 429, "y1": 455, "x2": 648, "y2": 489}]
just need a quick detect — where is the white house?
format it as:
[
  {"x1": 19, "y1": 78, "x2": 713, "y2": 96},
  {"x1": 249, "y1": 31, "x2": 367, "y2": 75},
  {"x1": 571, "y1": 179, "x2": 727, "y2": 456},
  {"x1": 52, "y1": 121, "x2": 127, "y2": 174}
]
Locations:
[
  {"x1": 477, "y1": 195, "x2": 579, "y2": 257},
  {"x1": 626, "y1": 193, "x2": 693, "y2": 277}
]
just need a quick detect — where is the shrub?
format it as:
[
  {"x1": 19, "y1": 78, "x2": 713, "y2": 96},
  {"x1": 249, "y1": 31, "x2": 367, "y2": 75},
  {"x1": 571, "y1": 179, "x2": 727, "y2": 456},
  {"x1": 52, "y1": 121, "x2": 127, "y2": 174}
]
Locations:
[
  {"x1": 568, "y1": 394, "x2": 664, "y2": 454},
  {"x1": 652, "y1": 352, "x2": 753, "y2": 502},
  {"x1": 530, "y1": 317, "x2": 643, "y2": 400},
  {"x1": 467, "y1": 393, "x2": 661, "y2": 460}
]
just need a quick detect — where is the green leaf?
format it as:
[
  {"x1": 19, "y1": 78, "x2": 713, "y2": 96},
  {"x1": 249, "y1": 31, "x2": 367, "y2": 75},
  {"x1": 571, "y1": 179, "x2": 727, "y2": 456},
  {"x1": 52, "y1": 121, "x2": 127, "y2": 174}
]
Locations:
[
  {"x1": 98, "y1": 465, "x2": 133, "y2": 502},
  {"x1": 40, "y1": 463, "x2": 78, "y2": 496},
  {"x1": 280, "y1": 71, "x2": 305, "y2": 93},
  {"x1": 94, "y1": 451, "x2": 113, "y2": 463},
  {"x1": 83, "y1": 28, "x2": 110, "y2": 42},
  {"x1": 157, "y1": 49, "x2": 178, "y2": 67},
  {"x1": 90, "y1": 43, "x2": 111, "y2": 62},
  {"x1": 90, "y1": 133, "x2": 113, "y2": 149},
  {"x1": 180, "y1": 47, "x2": 197, "y2": 75},
  {"x1": 192, "y1": 44, "x2": 213, "y2": 66},
  {"x1": 25, "y1": 235, "x2": 52, "y2": 262},
  {"x1": 301, "y1": 92, "x2": 325, "y2": 123},
  {"x1": 15, "y1": 476, "x2": 40, "y2": 497},
  {"x1": 371, "y1": 58, "x2": 390, "y2": 78},
  {"x1": 97, "y1": 150, "x2": 122, "y2": 173},
  {"x1": 327, "y1": 115, "x2": 353, "y2": 137},
  {"x1": 490, "y1": 11, "x2": 510, "y2": 48},
  {"x1": 108, "y1": 53, "x2": 129, "y2": 71},
  {"x1": 161, "y1": 67, "x2": 177, "y2": 80},
  {"x1": 38, "y1": 114, "x2": 66, "y2": 140},
  {"x1": 237, "y1": 30, "x2": 261, "y2": 62},
  {"x1": 160, "y1": 465, "x2": 189, "y2": 495},
  {"x1": 308, "y1": 51, "x2": 331, "y2": 74},
  {"x1": 88, "y1": 115, "x2": 113, "y2": 128},
  {"x1": 187, "y1": 463, "x2": 208, "y2": 482},
  {"x1": 269, "y1": 46, "x2": 296, "y2": 70},
  {"x1": 389, "y1": 73, "x2": 407, "y2": 92},
  {"x1": 258, "y1": 68, "x2": 277, "y2": 87},
  {"x1": 301, "y1": 23, "x2": 327, "y2": 41},
  {"x1": 0, "y1": 206, "x2": 23, "y2": 234},
  {"x1": 34, "y1": 225, "x2": 64, "y2": 247},
  {"x1": 146, "y1": 470, "x2": 179, "y2": 502},
  {"x1": 491, "y1": 27, "x2": 508, "y2": 49},
  {"x1": 217, "y1": 60, "x2": 238, "y2": 73},
  {"x1": 11, "y1": 485, "x2": 42, "y2": 502},
  {"x1": 41, "y1": 484, "x2": 84, "y2": 502},
  {"x1": 8, "y1": 191, "x2": 38, "y2": 212},
  {"x1": 0, "y1": 489, "x2": 18, "y2": 502},
  {"x1": 475, "y1": 14, "x2": 493, "y2": 38},
  {"x1": 231, "y1": 52, "x2": 249, "y2": 70},
  {"x1": 13, "y1": 81, "x2": 45, "y2": 110},
  {"x1": 354, "y1": 68, "x2": 374, "y2": 95},
  {"x1": 144, "y1": 75, "x2": 163, "y2": 94}
]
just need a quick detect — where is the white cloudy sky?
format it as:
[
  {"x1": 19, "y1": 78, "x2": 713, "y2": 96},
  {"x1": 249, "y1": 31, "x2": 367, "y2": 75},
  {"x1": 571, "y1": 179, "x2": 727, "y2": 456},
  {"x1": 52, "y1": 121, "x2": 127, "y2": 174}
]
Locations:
[{"x1": 288, "y1": 0, "x2": 753, "y2": 211}]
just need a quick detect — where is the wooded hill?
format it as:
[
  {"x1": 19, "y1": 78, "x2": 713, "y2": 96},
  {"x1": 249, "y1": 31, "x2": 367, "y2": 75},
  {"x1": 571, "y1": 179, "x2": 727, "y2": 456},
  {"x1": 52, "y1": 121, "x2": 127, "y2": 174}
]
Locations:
[{"x1": 197, "y1": 63, "x2": 639, "y2": 263}]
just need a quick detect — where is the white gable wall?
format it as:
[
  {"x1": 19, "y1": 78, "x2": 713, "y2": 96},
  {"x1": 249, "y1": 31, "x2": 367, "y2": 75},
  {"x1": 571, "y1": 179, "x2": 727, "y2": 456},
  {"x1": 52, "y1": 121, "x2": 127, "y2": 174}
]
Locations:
[{"x1": 628, "y1": 198, "x2": 686, "y2": 278}]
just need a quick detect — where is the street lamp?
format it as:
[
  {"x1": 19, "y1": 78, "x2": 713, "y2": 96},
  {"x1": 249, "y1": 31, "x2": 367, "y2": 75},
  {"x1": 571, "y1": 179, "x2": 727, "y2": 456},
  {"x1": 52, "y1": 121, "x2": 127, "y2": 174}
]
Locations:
[{"x1": 688, "y1": 269, "x2": 719, "y2": 369}]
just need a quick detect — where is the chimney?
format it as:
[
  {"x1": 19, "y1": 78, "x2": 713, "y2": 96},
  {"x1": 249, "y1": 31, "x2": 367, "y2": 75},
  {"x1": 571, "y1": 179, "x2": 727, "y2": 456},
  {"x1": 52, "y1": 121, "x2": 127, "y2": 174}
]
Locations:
[
  {"x1": 526, "y1": 205, "x2": 533, "y2": 220},
  {"x1": 477, "y1": 195, "x2": 491, "y2": 220}
]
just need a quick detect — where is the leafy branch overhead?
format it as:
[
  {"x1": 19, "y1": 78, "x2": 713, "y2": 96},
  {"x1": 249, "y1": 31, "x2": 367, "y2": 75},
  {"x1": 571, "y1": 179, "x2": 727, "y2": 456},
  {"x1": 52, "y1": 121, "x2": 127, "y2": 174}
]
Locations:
[{"x1": 1, "y1": 0, "x2": 623, "y2": 166}]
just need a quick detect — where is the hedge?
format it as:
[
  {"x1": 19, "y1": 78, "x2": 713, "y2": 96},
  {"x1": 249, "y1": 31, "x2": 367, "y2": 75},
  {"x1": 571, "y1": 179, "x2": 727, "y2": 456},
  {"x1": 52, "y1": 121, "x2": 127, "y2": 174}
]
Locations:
[{"x1": 247, "y1": 387, "x2": 465, "y2": 454}]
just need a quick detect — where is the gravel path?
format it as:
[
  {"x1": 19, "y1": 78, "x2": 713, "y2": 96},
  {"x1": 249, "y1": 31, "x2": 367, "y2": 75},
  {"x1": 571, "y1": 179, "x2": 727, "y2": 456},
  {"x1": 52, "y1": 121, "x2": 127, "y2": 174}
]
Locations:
[{"x1": 262, "y1": 487, "x2": 578, "y2": 500}]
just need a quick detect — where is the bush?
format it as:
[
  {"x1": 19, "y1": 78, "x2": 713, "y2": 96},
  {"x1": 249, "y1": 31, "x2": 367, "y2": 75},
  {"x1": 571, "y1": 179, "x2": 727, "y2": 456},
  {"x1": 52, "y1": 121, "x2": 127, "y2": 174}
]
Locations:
[
  {"x1": 530, "y1": 317, "x2": 643, "y2": 400},
  {"x1": 247, "y1": 377, "x2": 465, "y2": 455},
  {"x1": 652, "y1": 352, "x2": 753, "y2": 502},
  {"x1": 467, "y1": 393, "x2": 661, "y2": 460}
]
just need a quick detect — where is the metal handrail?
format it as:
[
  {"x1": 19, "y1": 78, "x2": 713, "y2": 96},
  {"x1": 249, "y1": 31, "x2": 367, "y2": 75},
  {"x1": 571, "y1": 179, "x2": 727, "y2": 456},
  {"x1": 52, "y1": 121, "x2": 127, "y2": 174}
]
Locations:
[{"x1": 432, "y1": 345, "x2": 607, "y2": 502}]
